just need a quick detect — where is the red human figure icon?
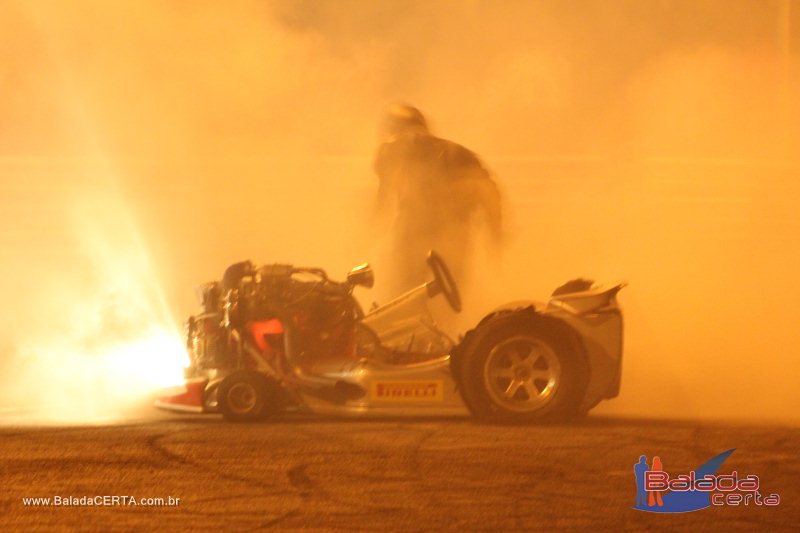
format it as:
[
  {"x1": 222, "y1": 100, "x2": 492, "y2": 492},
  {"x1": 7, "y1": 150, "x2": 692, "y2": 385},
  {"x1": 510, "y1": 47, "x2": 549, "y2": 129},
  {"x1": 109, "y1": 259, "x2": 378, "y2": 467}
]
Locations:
[{"x1": 648, "y1": 456, "x2": 664, "y2": 507}]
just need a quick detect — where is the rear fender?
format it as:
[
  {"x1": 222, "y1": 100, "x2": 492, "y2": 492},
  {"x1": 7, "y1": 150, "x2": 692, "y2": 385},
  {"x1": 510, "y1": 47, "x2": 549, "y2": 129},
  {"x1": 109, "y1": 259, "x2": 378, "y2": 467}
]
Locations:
[
  {"x1": 452, "y1": 306, "x2": 589, "y2": 392},
  {"x1": 548, "y1": 283, "x2": 626, "y2": 400},
  {"x1": 547, "y1": 282, "x2": 626, "y2": 316}
]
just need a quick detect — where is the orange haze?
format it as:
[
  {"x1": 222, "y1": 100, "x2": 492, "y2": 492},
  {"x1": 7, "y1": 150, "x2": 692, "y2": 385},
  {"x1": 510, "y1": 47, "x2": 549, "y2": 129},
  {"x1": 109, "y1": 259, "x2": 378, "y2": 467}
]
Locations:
[{"x1": 0, "y1": 1, "x2": 798, "y2": 423}]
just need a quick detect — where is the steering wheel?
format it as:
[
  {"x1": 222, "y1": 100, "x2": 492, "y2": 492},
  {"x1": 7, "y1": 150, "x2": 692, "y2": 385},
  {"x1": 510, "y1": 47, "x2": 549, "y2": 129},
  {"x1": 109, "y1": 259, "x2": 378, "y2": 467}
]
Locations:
[{"x1": 426, "y1": 250, "x2": 462, "y2": 313}]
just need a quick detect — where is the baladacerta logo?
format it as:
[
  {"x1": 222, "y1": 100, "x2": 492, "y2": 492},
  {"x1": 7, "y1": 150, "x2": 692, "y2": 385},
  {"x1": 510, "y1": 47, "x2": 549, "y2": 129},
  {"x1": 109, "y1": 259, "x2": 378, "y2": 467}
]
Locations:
[{"x1": 633, "y1": 449, "x2": 780, "y2": 513}]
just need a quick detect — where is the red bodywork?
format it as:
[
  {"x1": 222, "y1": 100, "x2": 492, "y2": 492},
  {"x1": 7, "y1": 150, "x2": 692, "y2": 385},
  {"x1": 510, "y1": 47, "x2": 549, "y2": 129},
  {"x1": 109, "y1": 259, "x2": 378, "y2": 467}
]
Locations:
[
  {"x1": 155, "y1": 378, "x2": 208, "y2": 412},
  {"x1": 247, "y1": 318, "x2": 284, "y2": 353}
]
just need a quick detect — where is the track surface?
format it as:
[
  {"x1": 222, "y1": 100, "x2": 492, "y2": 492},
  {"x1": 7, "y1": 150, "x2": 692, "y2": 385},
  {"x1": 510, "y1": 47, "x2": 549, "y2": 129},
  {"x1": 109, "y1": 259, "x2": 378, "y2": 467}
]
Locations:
[{"x1": 1, "y1": 414, "x2": 797, "y2": 532}]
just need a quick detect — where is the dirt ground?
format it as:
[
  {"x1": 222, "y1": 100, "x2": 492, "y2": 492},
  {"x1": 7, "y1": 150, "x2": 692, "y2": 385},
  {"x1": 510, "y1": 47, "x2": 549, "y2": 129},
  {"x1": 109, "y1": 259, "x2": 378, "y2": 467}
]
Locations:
[{"x1": 1, "y1": 413, "x2": 797, "y2": 532}]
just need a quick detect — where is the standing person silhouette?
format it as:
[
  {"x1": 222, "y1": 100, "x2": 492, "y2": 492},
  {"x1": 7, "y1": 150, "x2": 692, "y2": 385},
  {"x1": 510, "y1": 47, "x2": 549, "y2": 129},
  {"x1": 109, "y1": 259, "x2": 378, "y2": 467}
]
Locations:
[
  {"x1": 648, "y1": 456, "x2": 664, "y2": 507},
  {"x1": 634, "y1": 455, "x2": 649, "y2": 507},
  {"x1": 373, "y1": 103, "x2": 503, "y2": 294}
]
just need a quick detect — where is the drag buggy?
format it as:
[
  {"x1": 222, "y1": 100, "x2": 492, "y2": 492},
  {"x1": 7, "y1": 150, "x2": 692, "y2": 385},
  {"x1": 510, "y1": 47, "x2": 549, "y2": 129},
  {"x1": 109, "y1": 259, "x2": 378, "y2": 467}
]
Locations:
[{"x1": 156, "y1": 252, "x2": 625, "y2": 423}]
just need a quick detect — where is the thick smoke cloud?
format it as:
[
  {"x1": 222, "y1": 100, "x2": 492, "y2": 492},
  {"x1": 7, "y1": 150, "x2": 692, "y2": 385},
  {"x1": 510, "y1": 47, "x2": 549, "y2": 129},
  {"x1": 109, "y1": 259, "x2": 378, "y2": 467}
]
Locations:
[{"x1": 0, "y1": 1, "x2": 797, "y2": 422}]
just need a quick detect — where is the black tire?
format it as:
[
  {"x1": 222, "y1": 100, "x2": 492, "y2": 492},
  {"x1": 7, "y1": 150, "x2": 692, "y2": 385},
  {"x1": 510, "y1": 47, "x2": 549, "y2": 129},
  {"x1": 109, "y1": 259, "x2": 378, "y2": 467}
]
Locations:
[
  {"x1": 217, "y1": 371, "x2": 275, "y2": 423},
  {"x1": 457, "y1": 316, "x2": 588, "y2": 424}
]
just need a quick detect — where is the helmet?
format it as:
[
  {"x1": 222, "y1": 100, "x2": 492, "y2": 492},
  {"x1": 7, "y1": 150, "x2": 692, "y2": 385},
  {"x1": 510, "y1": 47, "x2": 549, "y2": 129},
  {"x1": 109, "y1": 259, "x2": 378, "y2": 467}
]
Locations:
[{"x1": 380, "y1": 103, "x2": 429, "y2": 139}]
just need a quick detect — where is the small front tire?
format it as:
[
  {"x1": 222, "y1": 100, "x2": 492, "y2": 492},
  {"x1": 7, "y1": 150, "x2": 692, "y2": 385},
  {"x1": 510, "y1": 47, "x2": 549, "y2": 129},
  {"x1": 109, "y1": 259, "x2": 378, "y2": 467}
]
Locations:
[{"x1": 218, "y1": 371, "x2": 269, "y2": 422}]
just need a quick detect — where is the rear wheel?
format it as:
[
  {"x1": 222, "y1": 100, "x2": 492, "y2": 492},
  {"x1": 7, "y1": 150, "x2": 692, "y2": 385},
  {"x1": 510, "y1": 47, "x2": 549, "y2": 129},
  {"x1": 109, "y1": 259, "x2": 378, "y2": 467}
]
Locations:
[
  {"x1": 218, "y1": 371, "x2": 274, "y2": 422},
  {"x1": 458, "y1": 318, "x2": 587, "y2": 423}
]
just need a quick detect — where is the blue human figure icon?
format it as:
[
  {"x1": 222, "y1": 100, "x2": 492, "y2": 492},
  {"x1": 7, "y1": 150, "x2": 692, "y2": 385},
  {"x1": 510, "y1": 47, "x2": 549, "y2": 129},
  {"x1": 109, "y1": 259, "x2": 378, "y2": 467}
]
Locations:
[{"x1": 634, "y1": 455, "x2": 649, "y2": 508}]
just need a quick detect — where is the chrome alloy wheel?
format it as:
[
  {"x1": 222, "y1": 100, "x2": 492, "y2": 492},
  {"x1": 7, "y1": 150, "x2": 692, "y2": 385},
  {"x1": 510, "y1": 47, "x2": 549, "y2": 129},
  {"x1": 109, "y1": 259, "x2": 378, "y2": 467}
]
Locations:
[
  {"x1": 483, "y1": 335, "x2": 562, "y2": 412},
  {"x1": 225, "y1": 382, "x2": 258, "y2": 415}
]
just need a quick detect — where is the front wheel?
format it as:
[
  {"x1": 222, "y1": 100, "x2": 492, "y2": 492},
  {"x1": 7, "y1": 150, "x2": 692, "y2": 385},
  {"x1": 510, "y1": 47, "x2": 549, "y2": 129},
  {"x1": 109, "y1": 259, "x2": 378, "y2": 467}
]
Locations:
[
  {"x1": 217, "y1": 371, "x2": 271, "y2": 422},
  {"x1": 458, "y1": 318, "x2": 588, "y2": 423}
]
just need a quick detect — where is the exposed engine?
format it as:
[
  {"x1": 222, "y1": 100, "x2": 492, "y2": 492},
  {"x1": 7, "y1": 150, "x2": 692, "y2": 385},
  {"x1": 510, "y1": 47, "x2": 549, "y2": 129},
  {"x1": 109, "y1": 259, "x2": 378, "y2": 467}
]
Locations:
[{"x1": 185, "y1": 261, "x2": 360, "y2": 377}]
